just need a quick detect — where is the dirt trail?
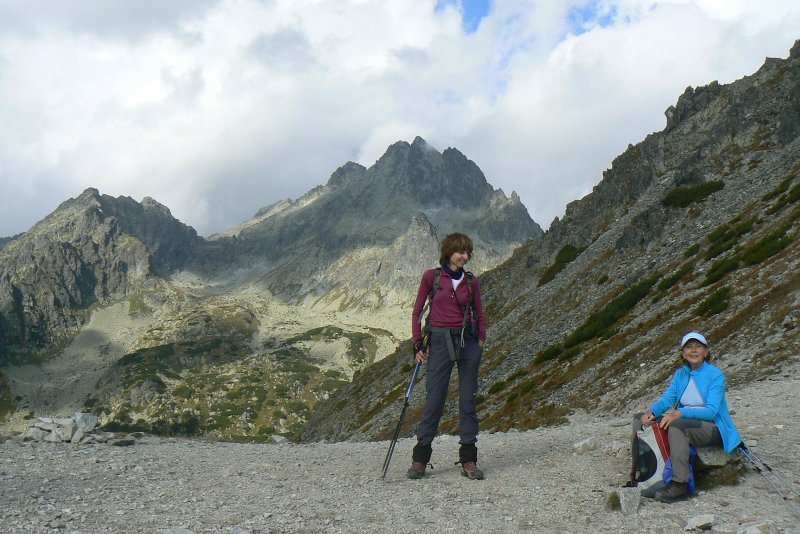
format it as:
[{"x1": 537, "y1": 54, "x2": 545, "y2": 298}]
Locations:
[{"x1": 1, "y1": 377, "x2": 798, "y2": 533}]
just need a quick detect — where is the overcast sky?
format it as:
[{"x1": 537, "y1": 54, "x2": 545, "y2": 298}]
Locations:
[{"x1": 1, "y1": 1, "x2": 798, "y2": 238}]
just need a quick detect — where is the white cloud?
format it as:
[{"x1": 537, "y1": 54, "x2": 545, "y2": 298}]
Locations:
[{"x1": 0, "y1": 0, "x2": 798, "y2": 237}]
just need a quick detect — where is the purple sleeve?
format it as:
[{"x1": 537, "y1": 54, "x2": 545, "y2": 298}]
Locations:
[{"x1": 412, "y1": 270, "x2": 433, "y2": 344}]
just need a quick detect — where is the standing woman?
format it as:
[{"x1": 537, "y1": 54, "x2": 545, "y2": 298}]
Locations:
[
  {"x1": 633, "y1": 331, "x2": 741, "y2": 502},
  {"x1": 407, "y1": 233, "x2": 487, "y2": 480}
]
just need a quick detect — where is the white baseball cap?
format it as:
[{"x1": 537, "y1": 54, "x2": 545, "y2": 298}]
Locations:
[{"x1": 681, "y1": 331, "x2": 708, "y2": 347}]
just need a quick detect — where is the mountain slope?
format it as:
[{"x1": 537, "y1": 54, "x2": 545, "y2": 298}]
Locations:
[
  {"x1": 302, "y1": 40, "x2": 800, "y2": 443},
  {"x1": 0, "y1": 188, "x2": 200, "y2": 355}
]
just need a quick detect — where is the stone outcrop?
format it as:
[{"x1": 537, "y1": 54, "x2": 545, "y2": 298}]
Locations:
[
  {"x1": 20, "y1": 413, "x2": 136, "y2": 446},
  {"x1": 0, "y1": 188, "x2": 201, "y2": 352}
]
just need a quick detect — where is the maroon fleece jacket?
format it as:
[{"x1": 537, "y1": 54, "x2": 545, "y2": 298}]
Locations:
[{"x1": 412, "y1": 268, "x2": 486, "y2": 345}]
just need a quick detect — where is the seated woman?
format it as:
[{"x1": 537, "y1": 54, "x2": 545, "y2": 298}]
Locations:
[{"x1": 633, "y1": 331, "x2": 742, "y2": 502}]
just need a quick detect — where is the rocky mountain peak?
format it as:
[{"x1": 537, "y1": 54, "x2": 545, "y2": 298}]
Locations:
[
  {"x1": 325, "y1": 161, "x2": 367, "y2": 188},
  {"x1": 193, "y1": 137, "x2": 542, "y2": 307},
  {"x1": 0, "y1": 189, "x2": 202, "y2": 352}
]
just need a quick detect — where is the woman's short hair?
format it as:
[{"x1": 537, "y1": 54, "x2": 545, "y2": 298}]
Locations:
[{"x1": 439, "y1": 233, "x2": 473, "y2": 265}]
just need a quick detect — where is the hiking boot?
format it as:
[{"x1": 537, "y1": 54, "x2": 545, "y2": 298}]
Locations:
[
  {"x1": 406, "y1": 462, "x2": 426, "y2": 479},
  {"x1": 460, "y1": 461, "x2": 485, "y2": 480},
  {"x1": 654, "y1": 481, "x2": 688, "y2": 503}
]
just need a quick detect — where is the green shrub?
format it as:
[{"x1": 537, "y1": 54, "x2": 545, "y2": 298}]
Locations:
[
  {"x1": 173, "y1": 384, "x2": 192, "y2": 399},
  {"x1": 658, "y1": 264, "x2": 692, "y2": 291},
  {"x1": 476, "y1": 394, "x2": 486, "y2": 405},
  {"x1": 708, "y1": 225, "x2": 732, "y2": 244},
  {"x1": 697, "y1": 287, "x2": 731, "y2": 317},
  {"x1": 705, "y1": 240, "x2": 736, "y2": 260},
  {"x1": 734, "y1": 218, "x2": 756, "y2": 236},
  {"x1": 701, "y1": 257, "x2": 740, "y2": 287},
  {"x1": 563, "y1": 276, "x2": 658, "y2": 348},
  {"x1": 597, "y1": 274, "x2": 609, "y2": 285},
  {"x1": 538, "y1": 244, "x2": 585, "y2": 287},
  {"x1": 705, "y1": 218, "x2": 755, "y2": 260},
  {"x1": 662, "y1": 180, "x2": 724, "y2": 208},
  {"x1": 534, "y1": 345, "x2": 563, "y2": 364},
  {"x1": 788, "y1": 183, "x2": 800, "y2": 203},
  {"x1": 508, "y1": 369, "x2": 528, "y2": 381},
  {"x1": 762, "y1": 175, "x2": 794, "y2": 201},
  {"x1": 740, "y1": 229, "x2": 791, "y2": 266},
  {"x1": 684, "y1": 243, "x2": 701, "y2": 258},
  {"x1": 488, "y1": 381, "x2": 507, "y2": 394},
  {"x1": 558, "y1": 346, "x2": 581, "y2": 361},
  {"x1": 517, "y1": 379, "x2": 537, "y2": 396}
]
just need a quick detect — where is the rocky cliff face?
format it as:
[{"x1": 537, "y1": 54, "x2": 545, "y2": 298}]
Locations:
[
  {"x1": 198, "y1": 137, "x2": 542, "y2": 308},
  {"x1": 0, "y1": 188, "x2": 200, "y2": 355},
  {"x1": 302, "y1": 41, "x2": 800, "y2": 443}
]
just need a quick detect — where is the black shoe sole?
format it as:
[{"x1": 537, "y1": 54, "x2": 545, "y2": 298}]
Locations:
[{"x1": 460, "y1": 469, "x2": 485, "y2": 480}]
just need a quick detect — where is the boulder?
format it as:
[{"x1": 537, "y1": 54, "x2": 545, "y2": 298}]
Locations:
[
  {"x1": 43, "y1": 431, "x2": 62, "y2": 443},
  {"x1": 573, "y1": 436, "x2": 603, "y2": 454},
  {"x1": 696, "y1": 447, "x2": 738, "y2": 469},
  {"x1": 22, "y1": 427, "x2": 47, "y2": 441},
  {"x1": 55, "y1": 422, "x2": 76, "y2": 442},
  {"x1": 686, "y1": 514, "x2": 715, "y2": 530},
  {"x1": 618, "y1": 487, "x2": 640, "y2": 515},
  {"x1": 604, "y1": 487, "x2": 640, "y2": 515},
  {"x1": 736, "y1": 520, "x2": 776, "y2": 534},
  {"x1": 74, "y1": 412, "x2": 98, "y2": 432}
]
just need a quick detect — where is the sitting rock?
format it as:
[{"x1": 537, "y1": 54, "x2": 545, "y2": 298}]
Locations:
[{"x1": 694, "y1": 447, "x2": 745, "y2": 490}]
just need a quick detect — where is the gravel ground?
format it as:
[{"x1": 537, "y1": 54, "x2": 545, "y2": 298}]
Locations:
[{"x1": 2, "y1": 377, "x2": 799, "y2": 533}]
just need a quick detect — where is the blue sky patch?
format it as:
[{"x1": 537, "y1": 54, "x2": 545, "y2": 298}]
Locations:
[
  {"x1": 568, "y1": 1, "x2": 618, "y2": 35},
  {"x1": 436, "y1": 0, "x2": 492, "y2": 33}
]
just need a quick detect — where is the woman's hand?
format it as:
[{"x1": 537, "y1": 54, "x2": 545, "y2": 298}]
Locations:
[
  {"x1": 659, "y1": 409, "x2": 682, "y2": 429},
  {"x1": 415, "y1": 350, "x2": 426, "y2": 363},
  {"x1": 641, "y1": 411, "x2": 656, "y2": 426}
]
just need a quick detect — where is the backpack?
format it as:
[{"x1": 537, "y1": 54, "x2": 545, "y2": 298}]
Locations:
[{"x1": 631, "y1": 424, "x2": 696, "y2": 496}]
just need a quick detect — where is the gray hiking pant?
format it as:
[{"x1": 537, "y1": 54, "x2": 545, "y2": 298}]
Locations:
[
  {"x1": 416, "y1": 329, "x2": 482, "y2": 450},
  {"x1": 632, "y1": 413, "x2": 722, "y2": 483}
]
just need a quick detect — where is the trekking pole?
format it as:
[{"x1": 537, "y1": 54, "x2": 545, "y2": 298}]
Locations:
[
  {"x1": 741, "y1": 445, "x2": 800, "y2": 497},
  {"x1": 381, "y1": 360, "x2": 422, "y2": 480},
  {"x1": 739, "y1": 445, "x2": 800, "y2": 520}
]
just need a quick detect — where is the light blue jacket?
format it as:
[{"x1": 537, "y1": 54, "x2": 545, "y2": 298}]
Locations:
[{"x1": 650, "y1": 362, "x2": 742, "y2": 453}]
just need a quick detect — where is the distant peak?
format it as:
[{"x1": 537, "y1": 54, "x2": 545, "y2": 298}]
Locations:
[
  {"x1": 78, "y1": 187, "x2": 101, "y2": 200},
  {"x1": 142, "y1": 196, "x2": 172, "y2": 216},
  {"x1": 326, "y1": 161, "x2": 367, "y2": 187}
]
